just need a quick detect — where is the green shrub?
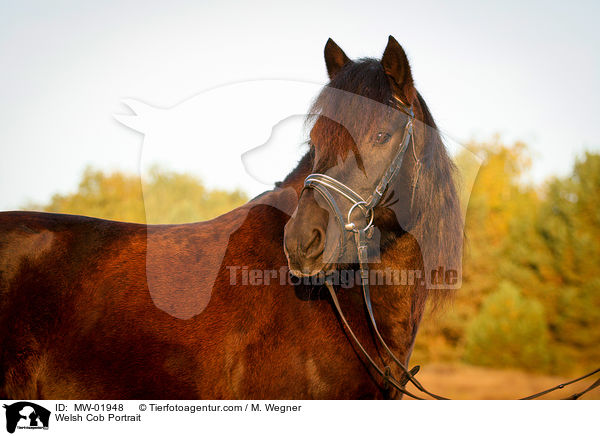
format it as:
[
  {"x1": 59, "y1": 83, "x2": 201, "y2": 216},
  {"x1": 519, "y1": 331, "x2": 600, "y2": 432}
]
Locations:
[{"x1": 463, "y1": 281, "x2": 551, "y2": 371}]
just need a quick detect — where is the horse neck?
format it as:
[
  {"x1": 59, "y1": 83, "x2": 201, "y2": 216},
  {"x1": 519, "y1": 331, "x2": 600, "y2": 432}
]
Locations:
[{"x1": 279, "y1": 150, "x2": 314, "y2": 194}]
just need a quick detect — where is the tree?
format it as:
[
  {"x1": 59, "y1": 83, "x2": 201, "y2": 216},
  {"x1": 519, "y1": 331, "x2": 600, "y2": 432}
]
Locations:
[
  {"x1": 463, "y1": 281, "x2": 551, "y2": 371},
  {"x1": 414, "y1": 142, "x2": 600, "y2": 375},
  {"x1": 415, "y1": 139, "x2": 538, "y2": 363},
  {"x1": 29, "y1": 166, "x2": 248, "y2": 224}
]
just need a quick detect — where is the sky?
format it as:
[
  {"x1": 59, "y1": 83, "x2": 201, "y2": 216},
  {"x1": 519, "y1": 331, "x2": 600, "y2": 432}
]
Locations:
[{"x1": 1, "y1": 0, "x2": 599, "y2": 209}]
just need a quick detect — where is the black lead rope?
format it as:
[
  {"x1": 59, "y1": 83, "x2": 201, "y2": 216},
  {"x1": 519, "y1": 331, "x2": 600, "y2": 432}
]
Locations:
[
  {"x1": 324, "y1": 231, "x2": 600, "y2": 400},
  {"x1": 519, "y1": 367, "x2": 600, "y2": 400},
  {"x1": 325, "y1": 258, "x2": 600, "y2": 400},
  {"x1": 324, "y1": 229, "x2": 449, "y2": 400}
]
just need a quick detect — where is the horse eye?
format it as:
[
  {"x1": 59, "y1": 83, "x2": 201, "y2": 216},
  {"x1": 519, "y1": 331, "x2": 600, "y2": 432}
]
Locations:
[{"x1": 373, "y1": 132, "x2": 392, "y2": 145}]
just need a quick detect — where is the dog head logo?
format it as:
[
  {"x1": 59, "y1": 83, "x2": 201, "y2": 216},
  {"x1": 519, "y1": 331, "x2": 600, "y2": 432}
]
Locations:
[
  {"x1": 3, "y1": 402, "x2": 50, "y2": 433},
  {"x1": 114, "y1": 80, "x2": 479, "y2": 319}
]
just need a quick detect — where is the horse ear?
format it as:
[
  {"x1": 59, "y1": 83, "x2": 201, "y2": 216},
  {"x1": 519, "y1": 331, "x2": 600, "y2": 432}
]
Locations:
[
  {"x1": 324, "y1": 38, "x2": 351, "y2": 79},
  {"x1": 381, "y1": 36, "x2": 416, "y2": 104}
]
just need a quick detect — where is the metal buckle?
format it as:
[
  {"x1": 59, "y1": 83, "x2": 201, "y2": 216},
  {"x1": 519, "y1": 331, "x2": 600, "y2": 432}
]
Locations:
[{"x1": 345, "y1": 201, "x2": 374, "y2": 233}]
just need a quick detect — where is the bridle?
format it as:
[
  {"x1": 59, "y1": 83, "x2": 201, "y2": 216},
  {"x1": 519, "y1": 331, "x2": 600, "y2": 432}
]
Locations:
[
  {"x1": 298, "y1": 95, "x2": 600, "y2": 400},
  {"x1": 301, "y1": 96, "x2": 442, "y2": 399},
  {"x1": 302, "y1": 95, "x2": 417, "y2": 265}
]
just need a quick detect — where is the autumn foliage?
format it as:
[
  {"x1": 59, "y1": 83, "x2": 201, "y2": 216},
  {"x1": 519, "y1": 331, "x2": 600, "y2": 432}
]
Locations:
[{"x1": 415, "y1": 139, "x2": 600, "y2": 375}]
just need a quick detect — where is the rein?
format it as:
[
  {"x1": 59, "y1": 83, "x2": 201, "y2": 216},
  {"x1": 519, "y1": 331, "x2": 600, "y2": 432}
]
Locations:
[{"x1": 300, "y1": 96, "x2": 600, "y2": 400}]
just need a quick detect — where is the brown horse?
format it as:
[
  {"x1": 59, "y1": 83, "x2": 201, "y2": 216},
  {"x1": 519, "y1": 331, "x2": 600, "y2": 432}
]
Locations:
[{"x1": 0, "y1": 36, "x2": 462, "y2": 399}]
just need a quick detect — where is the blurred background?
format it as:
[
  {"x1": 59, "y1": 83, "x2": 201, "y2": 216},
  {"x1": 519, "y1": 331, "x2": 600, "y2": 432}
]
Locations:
[{"x1": 2, "y1": 0, "x2": 599, "y2": 398}]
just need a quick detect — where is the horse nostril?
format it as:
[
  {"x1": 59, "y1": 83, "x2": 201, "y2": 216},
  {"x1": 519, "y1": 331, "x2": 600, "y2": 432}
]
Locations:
[{"x1": 303, "y1": 228, "x2": 325, "y2": 259}]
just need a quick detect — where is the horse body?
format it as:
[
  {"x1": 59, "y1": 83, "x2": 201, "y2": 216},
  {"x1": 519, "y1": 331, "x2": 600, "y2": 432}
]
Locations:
[{"x1": 0, "y1": 187, "x2": 423, "y2": 399}]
